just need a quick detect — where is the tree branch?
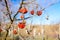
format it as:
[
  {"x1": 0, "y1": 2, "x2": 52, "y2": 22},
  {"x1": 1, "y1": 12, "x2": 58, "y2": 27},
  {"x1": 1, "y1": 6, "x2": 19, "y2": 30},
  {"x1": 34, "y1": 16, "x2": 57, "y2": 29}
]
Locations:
[
  {"x1": 4, "y1": 0, "x2": 13, "y2": 22},
  {"x1": 4, "y1": 0, "x2": 13, "y2": 40},
  {"x1": 14, "y1": 16, "x2": 33, "y2": 21},
  {"x1": 13, "y1": 0, "x2": 24, "y2": 21}
]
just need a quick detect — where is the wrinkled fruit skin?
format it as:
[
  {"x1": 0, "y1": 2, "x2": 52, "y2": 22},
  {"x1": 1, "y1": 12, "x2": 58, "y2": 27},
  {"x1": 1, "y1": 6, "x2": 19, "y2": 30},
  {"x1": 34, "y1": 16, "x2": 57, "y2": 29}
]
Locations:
[
  {"x1": 18, "y1": 22, "x2": 25, "y2": 29},
  {"x1": 30, "y1": 10, "x2": 34, "y2": 15},
  {"x1": 18, "y1": 7, "x2": 28, "y2": 14},
  {"x1": 20, "y1": 15, "x2": 24, "y2": 19},
  {"x1": 0, "y1": 28, "x2": 2, "y2": 32},
  {"x1": 13, "y1": 29, "x2": 17, "y2": 34},
  {"x1": 37, "y1": 11, "x2": 42, "y2": 16}
]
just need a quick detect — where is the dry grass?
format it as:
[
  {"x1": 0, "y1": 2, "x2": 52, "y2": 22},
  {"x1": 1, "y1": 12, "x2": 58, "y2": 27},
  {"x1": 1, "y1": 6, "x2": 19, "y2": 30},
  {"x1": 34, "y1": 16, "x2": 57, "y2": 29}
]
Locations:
[{"x1": 0, "y1": 24, "x2": 60, "y2": 40}]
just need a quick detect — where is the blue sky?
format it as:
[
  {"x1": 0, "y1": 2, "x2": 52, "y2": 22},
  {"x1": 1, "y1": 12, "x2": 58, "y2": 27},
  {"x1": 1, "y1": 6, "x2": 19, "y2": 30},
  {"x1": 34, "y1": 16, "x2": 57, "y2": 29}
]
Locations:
[
  {"x1": 10, "y1": 0, "x2": 60, "y2": 25},
  {"x1": 0, "y1": 0, "x2": 60, "y2": 25}
]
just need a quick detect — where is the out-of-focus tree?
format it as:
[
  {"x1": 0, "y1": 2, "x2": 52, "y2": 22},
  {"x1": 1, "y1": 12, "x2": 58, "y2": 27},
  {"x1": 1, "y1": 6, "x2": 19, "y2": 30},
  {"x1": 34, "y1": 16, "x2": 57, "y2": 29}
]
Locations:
[{"x1": 0, "y1": 0, "x2": 60, "y2": 40}]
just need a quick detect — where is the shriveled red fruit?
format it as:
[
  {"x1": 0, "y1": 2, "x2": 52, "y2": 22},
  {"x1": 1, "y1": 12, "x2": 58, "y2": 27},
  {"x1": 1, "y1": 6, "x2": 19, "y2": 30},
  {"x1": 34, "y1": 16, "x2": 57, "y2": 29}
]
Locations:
[
  {"x1": 37, "y1": 10, "x2": 42, "y2": 16},
  {"x1": 18, "y1": 22, "x2": 25, "y2": 29},
  {"x1": 20, "y1": 15, "x2": 24, "y2": 19},
  {"x1": 0, "y1": 28, "x2": 2, "y2": 32},
  {"x1": 18, "y1": 7, "x2": 28, "y2": 14},
  {"x1": 30, "y1": 10, "x2": 34, "y2": 15},
  {"x1": 13, "y1": 29, "x2": 17, "y2": 34}
]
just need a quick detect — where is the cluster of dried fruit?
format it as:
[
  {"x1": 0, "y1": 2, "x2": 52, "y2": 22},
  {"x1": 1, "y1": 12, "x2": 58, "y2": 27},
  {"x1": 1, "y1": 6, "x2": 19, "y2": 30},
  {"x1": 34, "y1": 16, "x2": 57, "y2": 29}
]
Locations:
[
  {"x1": 17, "y1": 7, "x2": 42, "y2": 29},
  {"x1": 30, "y1": 10, "x2": 42, "y2": 16}
]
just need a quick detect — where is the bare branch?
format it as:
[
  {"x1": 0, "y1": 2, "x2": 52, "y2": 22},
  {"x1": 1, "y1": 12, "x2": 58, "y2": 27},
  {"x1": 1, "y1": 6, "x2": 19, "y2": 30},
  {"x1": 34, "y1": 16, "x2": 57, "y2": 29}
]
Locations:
[
  {"x1": 13, "y1": 0, "x2": 24, "y2": 21},
  {"x1": 4, "y1": 0, "x2": 13, "y2": 22},
  {"x1": 14, "y1": 16, "x2": 33, "y2": 21}
]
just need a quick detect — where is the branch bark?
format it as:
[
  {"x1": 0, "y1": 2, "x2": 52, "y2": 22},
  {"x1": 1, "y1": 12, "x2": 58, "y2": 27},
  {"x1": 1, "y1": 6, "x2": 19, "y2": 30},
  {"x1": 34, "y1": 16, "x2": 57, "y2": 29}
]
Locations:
[
  {"x1": 4, "y1": 0, "x2": 13, "y2": 22},
  {"x1": 4, "y1": 0, "x2": 25, "y2": 40},
  {"x1": 13, "y1": 0, "x2": 24, "y2": 21},
  {"x1": 14, "y1": 16, "x2": 32, "y2": 21},
  {"x1": 4, "y1": 0, "x2": 13, "y2": 40}
]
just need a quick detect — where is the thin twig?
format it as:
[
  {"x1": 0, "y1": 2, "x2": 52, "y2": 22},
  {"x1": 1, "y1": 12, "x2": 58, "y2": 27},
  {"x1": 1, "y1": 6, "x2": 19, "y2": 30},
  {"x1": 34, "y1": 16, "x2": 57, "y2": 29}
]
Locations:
[
  {"x1": 13, "y1": 0, "x2": 24, "y2": 21},
  {"x1": 4, "y1": 0, "x2": 13, "y2": 22}
]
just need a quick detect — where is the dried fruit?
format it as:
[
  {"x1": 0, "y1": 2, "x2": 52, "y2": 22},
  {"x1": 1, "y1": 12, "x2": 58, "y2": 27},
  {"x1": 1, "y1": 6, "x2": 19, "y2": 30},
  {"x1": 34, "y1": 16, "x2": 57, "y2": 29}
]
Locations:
[
  {"x1": 37, "y1": 10, "x2": 42, "y2": 16},
  {"x1": 18, "y1": 7, "x2": 28, "y2": 14},
  {"x1": 18, "y1": 22, "x2": 25, "y2": 29},
  {"x1": 30, "y1": 10, "x2": 34, "y2": 15},
  {"x1": 13, "y1": 29, "x2": 17, "y2": 34},
  {"x1": 20, "y1": 15, "x2": 24, "y2": 19}
]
